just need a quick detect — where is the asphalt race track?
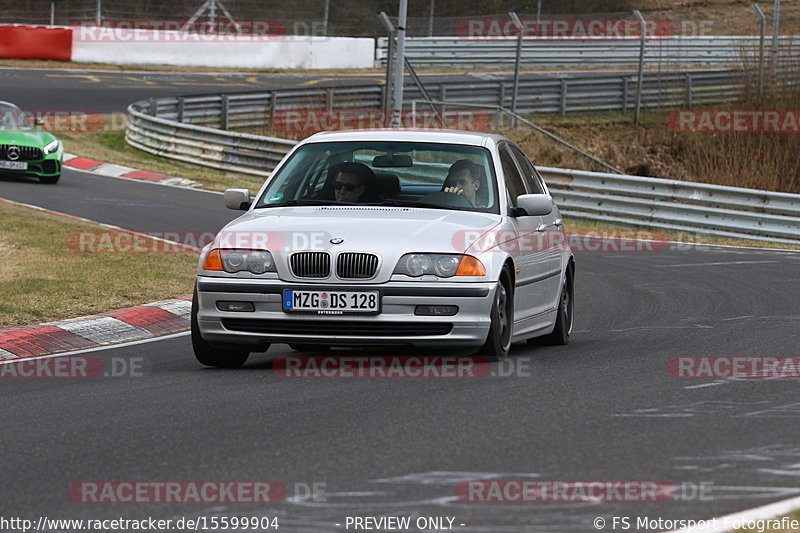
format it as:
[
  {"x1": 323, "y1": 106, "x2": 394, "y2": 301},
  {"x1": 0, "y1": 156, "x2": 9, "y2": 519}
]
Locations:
[{"x1": 2, "y1": 168, "x2": 800, "y2": 532}]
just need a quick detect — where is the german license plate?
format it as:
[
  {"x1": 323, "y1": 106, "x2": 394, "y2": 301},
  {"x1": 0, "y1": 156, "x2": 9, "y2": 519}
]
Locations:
[
  {"x1": 283, "y1": 290, "x2": 380, "y2": 314},
  {"x1": 0, "y1": 161, "x2": 27, "y2": 170}
]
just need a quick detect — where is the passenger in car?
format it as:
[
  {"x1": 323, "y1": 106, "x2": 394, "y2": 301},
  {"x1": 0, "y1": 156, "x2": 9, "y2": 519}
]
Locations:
[{"x1": 442, "y1": 159, "x2": 486, "y2": 207}]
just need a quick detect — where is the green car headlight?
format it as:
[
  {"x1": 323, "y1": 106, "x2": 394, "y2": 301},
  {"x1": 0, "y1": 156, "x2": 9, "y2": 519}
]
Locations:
[{"x1": 44, "y1": 140, "x2": 60, "y2": 155}]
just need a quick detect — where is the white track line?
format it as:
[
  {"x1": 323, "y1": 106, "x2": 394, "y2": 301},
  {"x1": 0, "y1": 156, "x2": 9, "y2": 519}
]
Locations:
[{"x1": 667, "y1": 494, "x2": 800, "y2": 532}]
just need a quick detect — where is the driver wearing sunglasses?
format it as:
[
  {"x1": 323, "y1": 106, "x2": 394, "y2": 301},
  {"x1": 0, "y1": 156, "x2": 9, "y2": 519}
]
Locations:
[{"x1": 331, "y1": 162, "x2": 378, "y2": 203}]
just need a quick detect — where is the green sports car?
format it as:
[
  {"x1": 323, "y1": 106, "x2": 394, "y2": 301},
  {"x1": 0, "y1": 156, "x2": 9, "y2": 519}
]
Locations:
[{"x1": 0, "y1": 100, "x2": 63, "y2": 184}]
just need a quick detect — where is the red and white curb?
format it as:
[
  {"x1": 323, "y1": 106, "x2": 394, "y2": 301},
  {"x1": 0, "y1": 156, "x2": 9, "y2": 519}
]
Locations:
[
  {"x1": 63, "y1": 153, "x2": 198, "y2": 187},
  {"x1": 0, "y1": 297, "x2": 192, "y2": 360}
]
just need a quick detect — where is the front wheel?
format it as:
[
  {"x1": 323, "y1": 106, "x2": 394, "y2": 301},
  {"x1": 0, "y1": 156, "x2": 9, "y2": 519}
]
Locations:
[
  {"x1": 479, "y1": 270, "x2": 513, "y2": 359},
  {"x1": 191, "y1": 287, "x2": 251, "y2": 368}
]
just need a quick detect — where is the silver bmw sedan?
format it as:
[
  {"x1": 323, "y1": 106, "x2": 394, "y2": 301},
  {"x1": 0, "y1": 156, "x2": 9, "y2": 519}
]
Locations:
[{"x1": 192, "y1": 129, "x2": 574, "y2": 367}]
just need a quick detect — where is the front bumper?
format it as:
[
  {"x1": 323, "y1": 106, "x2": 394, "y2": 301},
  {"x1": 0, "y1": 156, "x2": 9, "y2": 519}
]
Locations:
[
  {"x1": 0, "y1": 156, "x2": 62, "y2": 177},
  {"x1": 196, "y1": 277, "x2": 497, "y2": 348}
]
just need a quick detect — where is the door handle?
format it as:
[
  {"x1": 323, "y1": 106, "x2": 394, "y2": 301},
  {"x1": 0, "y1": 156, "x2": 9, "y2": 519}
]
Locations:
[
  {"x1": 553, "y1": 218, "x2": 563, "y2": 227},
  {"x1": 536, "y1": 224, "x2": 547, "y2": 232}
]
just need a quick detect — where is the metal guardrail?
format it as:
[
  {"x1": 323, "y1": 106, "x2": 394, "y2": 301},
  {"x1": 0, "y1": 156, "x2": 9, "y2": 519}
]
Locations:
[
  {"x1": 126, "y1": 103, "x2": 296, "y2": 177},
  {"x1": 377, "y1": 36, "x2": 800, "y2": 68},
  {"x1": 125, "y1": 66, "x2": 800, "y2": 244},
  {"x1": 541, "y1": 167, "x2": 800, "y2": 244},
  {"x1": 131, "y1": 68, "x2": 794, "y2": 129},
  {"x1": 125, "y1": 98, "x2": 800, "y2": 244}
]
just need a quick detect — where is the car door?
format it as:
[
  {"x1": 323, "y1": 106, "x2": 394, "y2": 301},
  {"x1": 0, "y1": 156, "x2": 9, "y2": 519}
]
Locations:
[
  {"x1": 508, "y1": 144, "x2": 563, "y2": 310},
  {"x1": 498, "y1": 144, "x2": 551, "y2": 322}
]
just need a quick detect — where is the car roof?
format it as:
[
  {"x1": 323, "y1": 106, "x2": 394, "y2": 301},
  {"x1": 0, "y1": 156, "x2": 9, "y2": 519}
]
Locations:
[
  {"x1": 0, "y1": 100, "x2": 20, "y2": 108},
  {"x1": 302, "y1": 128, "x2": 507, "y2": 148}
]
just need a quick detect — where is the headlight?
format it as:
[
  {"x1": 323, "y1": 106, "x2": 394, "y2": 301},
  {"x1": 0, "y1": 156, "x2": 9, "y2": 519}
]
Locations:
[
  {"x1": 202, "y1": 249, "x2": 276, "y2": 274},
  {"x1": 44, "y1": 139, "x2": 60, "y2": 154},
  {"x1": 393, "y1": 254, "x2": 486, "y2": 278}
]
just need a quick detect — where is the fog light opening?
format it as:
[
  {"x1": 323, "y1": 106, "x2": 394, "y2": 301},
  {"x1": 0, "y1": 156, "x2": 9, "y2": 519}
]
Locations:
[
  {"x1": 216, "y1": 301, "x2": 255, "y2": 312},
  {"x1": 415, "y1": 305, "x2": 459, "y2": 316}
]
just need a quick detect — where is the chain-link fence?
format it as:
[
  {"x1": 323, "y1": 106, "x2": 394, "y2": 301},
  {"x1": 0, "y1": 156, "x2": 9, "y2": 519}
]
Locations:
[{"x1": 2, "y1": 1, "x2": 798, "y2": 38}]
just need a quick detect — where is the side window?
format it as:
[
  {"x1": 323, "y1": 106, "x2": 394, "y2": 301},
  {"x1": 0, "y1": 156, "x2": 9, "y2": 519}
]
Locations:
[
  {"x1": 509, "y1": 145, "x2": 544, "y2": 194},
  {"x1": 499, "y1": 145, "x2": 528, "y2": 206}
]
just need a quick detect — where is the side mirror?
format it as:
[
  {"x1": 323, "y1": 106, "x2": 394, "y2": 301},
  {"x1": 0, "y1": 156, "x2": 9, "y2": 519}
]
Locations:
[
  {"x1": 516, "y1": 194, "x2": 553, "y2": 216},
  {"x1": 224, "y1": 188, "x2": 252, "y2": 210},
  {"x1": 34, "y1": 118, "x2": 44, "y2": 126}
]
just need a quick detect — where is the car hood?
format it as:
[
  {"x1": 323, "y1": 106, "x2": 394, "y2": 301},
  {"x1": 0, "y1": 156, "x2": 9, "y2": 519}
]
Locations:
[
  {"x1": 0, "y1": 128, "x2": 55, "y2": 146},
  {"x1": 218, "y1": 206, "x2": 502, "y2": 254}
]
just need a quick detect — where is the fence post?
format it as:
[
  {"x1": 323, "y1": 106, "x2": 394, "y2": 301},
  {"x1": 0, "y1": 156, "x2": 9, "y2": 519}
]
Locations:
[
  {"x1": 148, "y1": 98, "x2": 157, "y2": 116},
  {"x1": 633, "y1": 10, "x2": 647, "y2": 126},
  {"x1": 509, "y1": 11, "x2": 523, "y2": 128},
  {"x1": 221, "y1": 95, "x2": 229, "y2": 130},
  {"x1": 559, "y1": 80, "x2": 568, "y2": 116},
  {"x1": 177, "y1": 97, "x2": 185, "y2": 122},
  {"x1": 378, "y1": 13, "x2": 396, "y2": 116},
  {"x1": 771, "y1": 0, "x2": 781, "y2": 76},
  {"x1": 753, "y1": 4, "x2": 767, "y2": 98}
]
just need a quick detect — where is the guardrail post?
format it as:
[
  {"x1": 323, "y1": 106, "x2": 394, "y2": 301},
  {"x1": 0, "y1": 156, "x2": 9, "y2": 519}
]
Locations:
[
  {"x1": 148, "y1": 98, "x2": 157, "y2": 116},
  {"x1": 326, "y1": 87, "x2": 334, "y2": 111},
  {"x1": 177, "y1": 97, "x2": 185, "y2": 122},
  {"x1": 622, "y1": 77, "x2": 629, "y2": 112},
  {"x1": 440, "y1": 85, "x2": 447, "y2": 122},
  {"x1": 559, "y1": 80, "x2": 568, "y2": 116},
  {"x1": 269, "y1": 92, "x2": 277, "y2": 124},
  {"x1": 221, "y1": 95, "x2": 230, "y2": 130},
  {"x1": 685, "y1": 73, "x2": 693, "y2": 109},
  {"x1": 498, "y1": 82, "x2": 506, "y2": 108}
]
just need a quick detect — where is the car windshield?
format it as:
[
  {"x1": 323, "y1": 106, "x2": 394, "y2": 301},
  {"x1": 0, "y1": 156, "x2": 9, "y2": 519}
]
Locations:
[
  {"x1": 255, "y1": 141, "x2": 499, "y2": 214},
  {"x1": 0, "y1": 103, "x2": 32, "y2": 129}
]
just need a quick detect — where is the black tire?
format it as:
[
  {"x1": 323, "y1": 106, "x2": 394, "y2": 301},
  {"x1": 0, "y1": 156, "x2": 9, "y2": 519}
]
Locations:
[
  {"x1": 191, "y1": 286, "x2": 251, "y2": 368},
  {"x1": 289, "y1": 344, "x2": 330, "y2": 352},
  {"x1": 479, "y1": 269, "x2": 513, "y2": 359},
  {"x1": 39, "y1": 173, "x2": 60, "y2": 184},
  {"x1": 538, "y1": 266, "x2": 574, "y2": 346}
]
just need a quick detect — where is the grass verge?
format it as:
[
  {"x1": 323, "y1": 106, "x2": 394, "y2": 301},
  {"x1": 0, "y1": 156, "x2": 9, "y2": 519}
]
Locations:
[{"x1": 0, "y1": 200, "x2": 197, "y2": 329}]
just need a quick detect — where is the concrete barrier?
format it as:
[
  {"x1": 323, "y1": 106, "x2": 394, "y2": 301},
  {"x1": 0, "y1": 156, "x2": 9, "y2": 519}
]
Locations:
[
  {"x1": 0, "y1": 24, "x2": 72, "y2": 61},
  {"x1": 70, "y1": 27, "x2": 375, "y2": 69}
]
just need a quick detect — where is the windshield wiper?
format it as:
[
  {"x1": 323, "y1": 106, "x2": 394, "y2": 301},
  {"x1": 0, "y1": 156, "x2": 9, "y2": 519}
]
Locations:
[{"x1": 254, "y1": 199, "x2": 337, "y2": 208}]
